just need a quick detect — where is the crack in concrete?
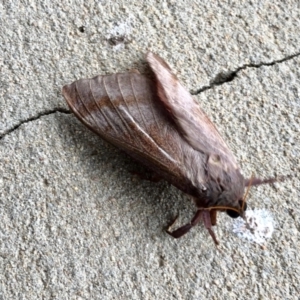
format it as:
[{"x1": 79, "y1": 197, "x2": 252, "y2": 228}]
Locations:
[
  {"x1": 192, "y1": 52, "x2": 300, "y2": 95},
  {"x1": 0, "y1": 108, "x2": 70, "y2": 140},
  {"x1": 1, "y1": 52, "x2": 299, "y2": 140}
]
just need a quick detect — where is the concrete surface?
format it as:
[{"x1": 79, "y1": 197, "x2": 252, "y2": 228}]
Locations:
[{"x1": 0, "y1": 1, "x2": 299, "y2": 299}]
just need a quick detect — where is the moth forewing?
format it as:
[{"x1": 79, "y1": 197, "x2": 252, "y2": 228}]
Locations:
[
  {"x1": 63, "y1": 71, "x2": 191, "y2": 188},
  {"x1": 146, "y1": 52, "x2": 237, "y2": 166}
]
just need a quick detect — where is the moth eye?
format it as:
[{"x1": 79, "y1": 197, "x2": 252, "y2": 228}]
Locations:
[
  {"x1": 226, "y1": 209, "x2": 240, "y2": 218},
  {"x1": 226, "y1": 200, "x2": 247, "y2": 218}
]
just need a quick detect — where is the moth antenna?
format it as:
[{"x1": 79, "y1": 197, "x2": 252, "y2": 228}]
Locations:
[
  {"x1": 204, "y1": 206, "x2": 240, "y2": 214},
  {"x1": 244, "y1": 175, "x2": 285, "y2": 187},
  {"x1": 241, "y1": 173, "x2": 254, "y2": 215}
]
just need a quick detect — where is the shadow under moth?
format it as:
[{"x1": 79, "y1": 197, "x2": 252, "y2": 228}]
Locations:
[{"x1": 62, "y1": 52, "x2": 279, "y2": 245}]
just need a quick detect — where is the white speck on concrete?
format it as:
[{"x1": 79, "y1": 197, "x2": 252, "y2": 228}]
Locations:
[
  {"x1": 107, "y1": 19, "x2": 133, "y2": 38},
  {"x1": 232, "y1": 209, "x2": 275, "y2": 245},
  {"x1": 106, "y1": 17, "x2": 134, "y2": 51}
]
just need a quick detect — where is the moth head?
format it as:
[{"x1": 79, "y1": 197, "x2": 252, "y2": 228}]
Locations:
[
  {"x1": 205, "y1": 173, "x2": 251, "y2": 219},
  {"x1": 225, "y1": 174, "x2": 284, "y2": 219},
  {"x1": 226, "y1": 174, "x2": 252, "y2": 218}
]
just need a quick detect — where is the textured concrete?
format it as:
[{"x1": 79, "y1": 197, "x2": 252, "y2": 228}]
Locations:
[{"x1": 0, "y1": 1, "x2": 299, "y2": 299}]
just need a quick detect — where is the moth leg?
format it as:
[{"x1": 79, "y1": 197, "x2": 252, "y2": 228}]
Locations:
[
  {"x1": 166, "y1": 210, "x2": 202, "y2": 238},
  {"x1": 167, "y1": 210, "x2": 220, "y2": 245},
  {"x1": 210, "y1": 210, "x2": 218, "y2": 226},
  {"x1": 202, "y1": 210, "x2": 219, "y2": 245},
  {"x1": 167, "y1": 215, "x2": 179, "y2": 229}
]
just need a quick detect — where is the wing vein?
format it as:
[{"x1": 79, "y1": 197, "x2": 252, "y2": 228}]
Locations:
[
  {"x1": 75, "y1": 81, "x2": 99, "y2": 127},
  {"x1": 89, "y1": 78, "x2": 119, "y2": 135},
  {"x1": 116, "y1": 74, "x2": 131, "y2": 112},
  {"x1": 149, "y1": 94, "x2": 160, "y2": 131},
  {"x1": 119, "y1": 106, "x2": 177, "y2": 165},
  {"x1": 129, "y1": 74, "x2": 148, "y2": 130},
  {"x1": 103, "y1": 76, "x2": 136, "y2": 142}
]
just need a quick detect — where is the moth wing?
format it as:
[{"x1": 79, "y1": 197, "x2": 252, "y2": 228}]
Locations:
[
  {"x1": 146, "y1": 52, "x2": 239, "y2": 170},
  {"x1": 63, "y1": 55, "x2": 245, "y2": 210},
  {"x1": 62, "y1": 72, "x2": 187, "y2": 179}
]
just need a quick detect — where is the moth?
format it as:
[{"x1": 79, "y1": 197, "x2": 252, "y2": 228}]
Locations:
[{"x1": 62, "y1": 52, "x2": 278, "y2": 245}]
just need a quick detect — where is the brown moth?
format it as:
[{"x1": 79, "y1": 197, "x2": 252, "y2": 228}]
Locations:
[{"x1": 62, "y1": 52, "x2": 278, "y2": 245}]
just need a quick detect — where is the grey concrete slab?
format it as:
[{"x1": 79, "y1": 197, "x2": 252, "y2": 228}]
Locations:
[{"x1": 0, "y1": 0, "x2": 299, "y2": 299}]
